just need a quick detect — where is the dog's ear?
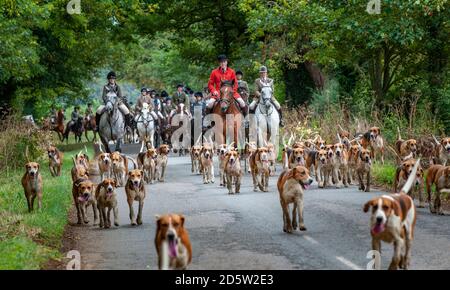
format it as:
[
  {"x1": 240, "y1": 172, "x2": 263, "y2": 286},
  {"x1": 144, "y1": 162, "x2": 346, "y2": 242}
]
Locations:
[
  {"x1": 139, "y1": 169, "x2": 144, "y2": 176},
  {"x1": 179, "y1": 215, "x2": 185, "y2": 227},
  {"x1": 377, "y1": 127, "x2": 381, "y2": 135},
  {"x1": 155, "y1": 215, "x2": 161, "y2": 230},
  {"x1": 363, "y1": 199, "x2": 376, "y2": 213},
  {"x1": 291, "y1": 167, "x2": 297, "y2": 175},
  {"x1": 445, "y1": 167, "x2": 450, "y2": 176},
  {"x1": 128, "y1": 170, "x2": 133, "y2": 176},
  {"x1": 84, "y1": 154, "x2": 90, "y2": 162},
  {"x1": 37, "y1": 163, "x2": 40, "y2": 171}
]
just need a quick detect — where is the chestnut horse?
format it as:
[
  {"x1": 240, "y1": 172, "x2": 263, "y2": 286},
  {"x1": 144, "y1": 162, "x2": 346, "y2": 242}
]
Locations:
[
  {"x1": 54, "y1": 109, "x2": 65, "y2": 141},
  {"x1": 211, "y1": 83, "x2": 244, "y2": 148}
]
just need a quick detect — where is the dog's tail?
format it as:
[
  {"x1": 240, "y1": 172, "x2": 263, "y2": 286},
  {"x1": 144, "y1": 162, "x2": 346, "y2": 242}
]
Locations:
[
  {"x1": 127, "y1": 156, "x2": 138, "y2": 170},
  {"x1": 25, "y1": 145, "x2": 30, "y2": 163},
  {"x1": 400, "y1": 159, "x2": 420, "y2": 195},
  {"x1": 72, "y1": 156, "x2": 77, "y2": 167},
  {"x1": 397, "y1": 126, "x2": 402, "y2": 141}
]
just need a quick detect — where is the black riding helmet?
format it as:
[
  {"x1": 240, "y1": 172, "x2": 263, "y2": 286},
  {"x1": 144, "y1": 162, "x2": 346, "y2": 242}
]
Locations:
[
  {"x1": 107, "y1": 71, "x2": 116, "y2": 79},
  {"x1": 217, "y1": 54, "x2": 228, "y2": 62},
  {"x1": 194, "y1": 92, "x2": 203, "y2": 98},
  {"x1": 161, "y1": 90, "x2": 168, "y2": 98},
  {"x1": 141, "y1": 87, "x2": 148, "y2": 93},
  {"x1": 236, "y1": 70, "x2": 243, "y2": 76}
]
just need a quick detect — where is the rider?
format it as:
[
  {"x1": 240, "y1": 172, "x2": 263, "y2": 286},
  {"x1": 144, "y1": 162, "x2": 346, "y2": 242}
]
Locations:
[
  {"x1": 150, "y1": 89, "x2": 165, "y2": 120},
  {"x1": 95, "y1": 71, "x2": 132, "y2": 131},
  {"x1": 236, "y1": 70, "x2": 250, "y2": 104},
  {"x1": 67, "y1": 105, "x2": 80, "y2": 132},
  {"x1": 85, "y1": 103, "x2": 94, "y2": 120},
  {"x1": 191, "y1": 91, "x2": 206, "y2": 117},
  {"x1": 206, "y1": 54, "x2": 247, "y2": 116},
  {"x1": 162, "y1": 97, "x2": 175, "y2": 118},
  {"x1": 49, "y1": 105, "x2": 57, "y2": 125},
  {"x1": 251, "y1": 66, "x2": 284, "y2": 127},
  {"x1": 173, "y1": 84, "x2": 189, "y2": 108},
  {"x1": 135, "y1": 87, "x2": 159, "y2": 121}
]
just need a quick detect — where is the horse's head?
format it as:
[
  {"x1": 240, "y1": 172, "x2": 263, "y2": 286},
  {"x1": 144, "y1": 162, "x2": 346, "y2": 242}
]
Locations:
[
  {"x1": 261, "y1": 86, "x2": 273, "y2": 108},
  {"x1": 142, "y1": 102, "x2": 150, "y2": 113},
  {"x1": 219, "y1": 82, "x2": 233, "y2": 113},
  {"x1": 177, "y1": 103, "x2": 185, "y2": 115}
]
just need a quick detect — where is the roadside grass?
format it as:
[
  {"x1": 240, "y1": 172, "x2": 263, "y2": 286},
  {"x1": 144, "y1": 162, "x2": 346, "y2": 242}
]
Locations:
[
  {"x1": 371, "y1": 162, "x2": 397, "y2": 191},
  {"x1": 0, "y1": 144, "x2": 93, "y2": 269}
]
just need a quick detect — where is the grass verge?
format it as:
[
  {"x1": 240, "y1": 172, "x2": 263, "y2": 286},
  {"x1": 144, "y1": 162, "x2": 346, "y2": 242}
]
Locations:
[{"x1": 0, "y1": 145, "x2": 92, "y2": 269}]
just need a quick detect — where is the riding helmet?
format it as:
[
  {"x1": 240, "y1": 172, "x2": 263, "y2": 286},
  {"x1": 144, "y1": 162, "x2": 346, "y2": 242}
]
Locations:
[{"x1": 107, "y1": 71, "x2": 116, "y2": 79}]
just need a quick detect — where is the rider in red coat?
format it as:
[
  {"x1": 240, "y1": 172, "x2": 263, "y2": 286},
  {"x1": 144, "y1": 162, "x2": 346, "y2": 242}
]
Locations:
[{"x1": 206, "y1": 55, "x2": 247, "y2": 114}]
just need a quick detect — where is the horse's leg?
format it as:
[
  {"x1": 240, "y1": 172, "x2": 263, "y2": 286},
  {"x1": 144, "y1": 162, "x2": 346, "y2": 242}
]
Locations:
[
  {"x1": 100, "y1": 136, "x2": 111, "y2": 154},
  {"x1": 115, "y1": 138, "x2": 122, "y2": 153}
]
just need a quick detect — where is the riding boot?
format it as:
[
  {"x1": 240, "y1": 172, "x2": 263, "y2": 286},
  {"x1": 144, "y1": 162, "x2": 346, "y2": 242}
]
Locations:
[
  {"x1": 95, "y1": 113, "x2": 101, "y2": 132},
  {"x1": 242, "y1": 104, "x2": 249, "y2": 118},
  {"x1": 277, "y1": 108, "x2": 284, "y2": 127}
]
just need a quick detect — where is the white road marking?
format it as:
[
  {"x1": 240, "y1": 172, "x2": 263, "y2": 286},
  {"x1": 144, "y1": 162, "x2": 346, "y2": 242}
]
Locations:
[
  {"x1": 303, "y1": 235, "x2": 319, "y2": 245},
  {"x1": 336, "y1": 256, "x2": 362, "y2": 270}
]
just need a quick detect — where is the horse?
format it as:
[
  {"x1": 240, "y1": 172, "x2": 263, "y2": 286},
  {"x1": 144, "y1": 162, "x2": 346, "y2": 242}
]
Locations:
[
  {"x1": 98, "y1": 92, "x2": 126, "y2": 153},
  {"x1": 63, "y1": 118, "x2": 84, "y2": 143},
  {"x1": 169, "y1": 103, "x2": 191, "y2": 156},
  {"x1": 83, "y1": 114, "x2": 97, "y2": 142},
  {"x1": 255, "y1": 86, "x2": 280, "y2": 151},
  {"x1": 54, "y1": 109, "x2": 65, "y2": 141},
  {"x1": 211, "y1": 82, "x2": 244, "y2": 149},
  {"x1": 135, "y1": 103, "x2": 156, "y2": 152}
]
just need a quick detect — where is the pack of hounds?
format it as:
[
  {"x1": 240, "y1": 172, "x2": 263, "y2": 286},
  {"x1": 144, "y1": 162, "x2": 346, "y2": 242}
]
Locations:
[{"x1": 21, "y1": 128, "x2": 450, "y2": 270}]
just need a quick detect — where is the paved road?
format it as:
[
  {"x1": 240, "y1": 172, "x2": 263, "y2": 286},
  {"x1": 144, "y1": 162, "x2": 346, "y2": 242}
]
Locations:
[{"x1": 69, "y1": 145, "x2": 450, "y2": 270}]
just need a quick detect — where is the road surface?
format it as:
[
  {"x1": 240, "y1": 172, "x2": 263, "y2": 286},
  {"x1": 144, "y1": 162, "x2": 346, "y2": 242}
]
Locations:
[{"x1": 67, "y1": 145, "x2": 450, "y2": 270}]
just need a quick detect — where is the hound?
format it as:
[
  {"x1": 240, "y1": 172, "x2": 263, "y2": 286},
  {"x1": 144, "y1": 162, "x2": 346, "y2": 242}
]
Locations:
[
  {"x1": 277, "y1": 166, "x2": 314, "y2": 233},
  {"x1": 97, "y1": 152, "x2": 112, "y2": 181},
  {"x1": 250, "y1": 147, "x2": 271, "y2": 192},
  {"x1": 111, "y1": 151, "x2": 129, "y2": 187},
  {"x1": 394, "y1": 158, "x2": 425, "y2": 208},
  {"x1": 22, "y1": 162, "x2": 43, "y2": 212},
  {"x1": 332, "y1": 139, "x2": 349, "y2": 188},
  {"x1": 426, "y1": 165, "x2": 450, "y2": 215},
  {"x1": 155, "y1": 214, "x2": 192, "y2": 270},
  {"x1": 96, "y1": 178, "x2": 119, "y2": 228},
  {"x1": 125, "y1": 169, "x2": 146, "y2": 225},
  {"x1": 72, "y1": 179, "x2": 98, "y2": 225},
  {"x1": 357, "y1": 147, "x2": 372, "y2": 192},
  {"x1": 217, "y1": 143, "x2": 230, "y2": 186},
  {"x1": 224, "y1": 149, "x2": 242, "y2": 194},
  {"x1": 245, "y1": 141, "x2": 258, "y2": 173},
  {"x1": 363, "y1": 159, "x2": 420, "y2": 270},
  {"x1": 433, "y1": 136, "x2": 450, "y2": 165},
  {"x1": 200, "y1": 142, "x2": 214, "y2": 184},
  {"x1": 156, "y1": 144, "x2": 170, "y2": 182},
  {"x1": 395, "y1": 127, "x2": 417, "y2": 162},
  {"x1": 47, "y1": 145, "x2": 63, "y2": 177}
]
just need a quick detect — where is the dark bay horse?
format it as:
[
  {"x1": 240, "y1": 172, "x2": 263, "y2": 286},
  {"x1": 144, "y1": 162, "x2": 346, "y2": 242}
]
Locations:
[
  {"x1": 211, "y1": 83, "x2": 244, "y2": 149},
  {"x1": 63, "y1": 118, "x2": 84, "y2": 143},
  {"x1": 83, "y1": 114, "x2": 97, "y2": 142}
]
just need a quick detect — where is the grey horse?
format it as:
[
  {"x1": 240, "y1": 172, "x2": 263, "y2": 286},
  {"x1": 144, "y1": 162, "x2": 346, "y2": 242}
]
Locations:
[
  {"x1": 98, "y1": 92, "x2": 126, "y2": 153},
  {"x1": 255, "y1": 86, "x2": 280, "y2": 150}
]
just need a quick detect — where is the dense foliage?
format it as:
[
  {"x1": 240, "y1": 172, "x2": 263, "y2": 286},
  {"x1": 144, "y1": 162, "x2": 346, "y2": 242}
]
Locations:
[{"x1": 0, "y1": 0, "x2": 448, "y2": 132}]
